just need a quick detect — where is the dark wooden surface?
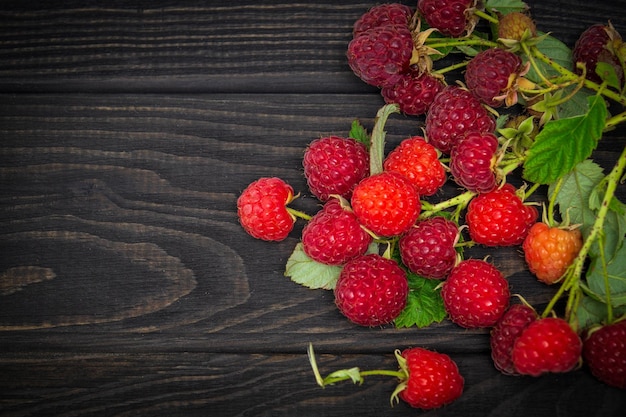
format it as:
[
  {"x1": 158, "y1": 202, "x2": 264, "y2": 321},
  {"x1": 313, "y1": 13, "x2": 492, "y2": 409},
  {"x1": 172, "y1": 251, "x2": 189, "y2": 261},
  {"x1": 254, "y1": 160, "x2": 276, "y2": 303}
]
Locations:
[{"x1": 1, "y1": 1, "x2": 625, "y2": 416}]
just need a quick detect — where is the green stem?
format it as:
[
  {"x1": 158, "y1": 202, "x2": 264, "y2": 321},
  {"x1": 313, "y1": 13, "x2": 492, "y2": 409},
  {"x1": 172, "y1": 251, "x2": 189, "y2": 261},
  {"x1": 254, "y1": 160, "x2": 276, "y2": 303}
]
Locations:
[
  {"x1": 434, "y1": 60, "x2": 469, "y2": 75},
  {"x1": 425, "y1": 37, "x2": 498, "y2": 50},
  {"x1": 370, "y1": 104, "x2": 400, "y2": 176},
  {"x1": 541, "y1": 145, "x2": 626, "y2": 322},
  {"x1": 474, "y1": 9, "x2": 499, "y2": 24},
  {"x1": 418, "y1": 190, "x2": 476, "y2": 220},
  {"x1": 287, "y1": 207, "x2": 312, "y2": 221},
  {"x1": 546, "y1": 176, "x2": 563, "y2": 227},
  {"x1": 605, "y1": 110, "x2": 626, "y2": 130}
]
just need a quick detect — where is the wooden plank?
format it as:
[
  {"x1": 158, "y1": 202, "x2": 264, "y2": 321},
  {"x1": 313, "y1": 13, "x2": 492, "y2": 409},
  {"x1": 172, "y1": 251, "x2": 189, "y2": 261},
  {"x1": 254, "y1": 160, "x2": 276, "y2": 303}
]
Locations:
[
  {"x1": 0, "y1": 0, "x2": 625, "y2": 93},
  {"x1": 0, "y1": 351, "x2": 624, "y2": 417},
  {"x1": 1, "y1": 94, "x2": 625, "y2": 356}
]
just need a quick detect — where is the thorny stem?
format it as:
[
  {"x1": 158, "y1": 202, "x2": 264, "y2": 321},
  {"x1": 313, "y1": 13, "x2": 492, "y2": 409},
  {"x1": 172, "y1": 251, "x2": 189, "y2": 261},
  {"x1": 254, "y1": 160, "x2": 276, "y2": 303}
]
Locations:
[
  {"x1": 541, "y1": 145, "x2": 626, "y2": 324},
  {"x1": 419, "y1": 190, "x2": 476, "y2": 221},
  {"x1": 605, "y1": 110, "x2": 626, "y2": 131},
  {"x1": 425, "y1": 37, "x2": 498, "y2": 50}
]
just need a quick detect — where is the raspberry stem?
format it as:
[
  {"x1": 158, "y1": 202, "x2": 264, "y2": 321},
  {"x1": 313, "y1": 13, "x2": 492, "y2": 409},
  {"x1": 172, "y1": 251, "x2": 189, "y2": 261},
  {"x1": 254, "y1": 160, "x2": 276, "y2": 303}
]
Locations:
[
  {"x1": 541, "y1": 145, "x2": 626, "y2": 326},
  {"x1": 286, "y1": 207, "x2": 312, "y2": 221},
  {"x1": 370, "y1": 104, "x2": 400, "y2": 176},
  {"x1": 419, "y1": 190, "x2": 476, "y2": 221}
]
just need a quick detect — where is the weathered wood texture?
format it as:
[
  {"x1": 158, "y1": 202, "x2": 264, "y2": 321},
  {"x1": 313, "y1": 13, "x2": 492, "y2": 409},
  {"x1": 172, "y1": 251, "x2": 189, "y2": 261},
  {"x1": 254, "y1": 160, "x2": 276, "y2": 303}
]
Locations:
[{"x1": 1, "y1": 1, "x2": 625, "y2": 416}]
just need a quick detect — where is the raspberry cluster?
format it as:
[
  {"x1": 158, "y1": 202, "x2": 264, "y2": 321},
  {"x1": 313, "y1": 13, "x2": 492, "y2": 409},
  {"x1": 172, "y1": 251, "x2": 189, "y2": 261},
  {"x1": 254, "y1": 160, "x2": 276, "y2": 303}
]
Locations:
[{"x1": 238, "y1": 0, "x2": 626, "y2": 410}]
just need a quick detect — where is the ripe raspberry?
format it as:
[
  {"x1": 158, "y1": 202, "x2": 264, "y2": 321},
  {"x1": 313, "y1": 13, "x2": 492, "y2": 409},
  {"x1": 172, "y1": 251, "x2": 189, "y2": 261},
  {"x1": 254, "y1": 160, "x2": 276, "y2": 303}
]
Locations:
[
  {"x1": 425, "y1": 85, "x2": 496, "y2": 154},
  {"x1": 441, "y1": 259, "x2": 510, "y2": 328},
  {"x1": 490, "y1": 304, "x2": 538, "y2": 375},
  {"x1": 347, "y1": 24, "x2": 414, "y2": 88},
  {"x1": 301, "y1": 199, "x2": 372, "y2": 266},
  {"x1": 351, "y1": 172, "x2": 421, "y2": 237},
  {"x1": 352, "y1": 3, "x2": 414, "y2": 37},
  {"x1": 573, "y1": 24, "x2": 624, "y2": 86},
  {"x1": 497, "y1": 11, "x2": 537, "y2": 41},
  {"x1": 466, "y1": 183, "x2": 538, "y2": 246},
  {"x1": 464, "y1": 48, "x2": 523, "y2": 107},
  {"x1": 512, "y1": 317, "x2": 583, "y2": 376},
  {"x1": 237, "y1": 177, "x2": 295, "y2": 241},
  {"x1": 399, "y1": 216, "x2": 459, "y2": 279},
  {"x1": 417, "y1": 0, "x2": 479, "y2": 38},
  {"x1": 383, "y1": 136, "x2": 446, "y2": 196},
  {"x1": 398, "y1": 347, "x2": 464, "y2": 410},
  {"x1": 583, "y1": 320, "x2": 626, "y2": 390},
  {"x1": 523, "y1": 222, "x2": 583, "y2": 284},
  {"x1": 449, "y1": 131, "x2": 499, "y2": 193},
  {"x1": 380, "y1": 70, "x2": 445, "y2": 116},
  {"x1": 303, "y1": 136, "x2": 369, "y2": 202},
  {"x1": 334, "y1": 254, "x2": 409, "y2": 326}
]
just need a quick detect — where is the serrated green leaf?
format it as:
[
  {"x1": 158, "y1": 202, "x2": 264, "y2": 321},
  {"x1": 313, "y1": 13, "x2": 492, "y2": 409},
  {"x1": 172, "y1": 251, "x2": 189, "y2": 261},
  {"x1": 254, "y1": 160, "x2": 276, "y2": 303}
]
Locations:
[
  {"x1": 349, "y1": 119, "x2": 370, "y2": 148},
  {"x1": 586, "y1": 242, "x2": 626, "y2": 306},
  {"x1": 284, "y1": 243, "x2": 341, "y2": 290},
  {"x1": 549, "y1": 159, "x2": 605, "y2": 237},
  {"x1": 394, "y1": 274, "x2": 446, "y2": 328},
  {"x1": 523, "y1": 95, "x2": 607, "y2": 184},
  {"x1": 575, "y1": 296, "x2": 626, "y2": 330},
  {"x1": 485, "y1": 0, "x2": 528, "y2": 14},
  {"x1": 556, "y1": 85, "x2": 593, "y2": 119}
]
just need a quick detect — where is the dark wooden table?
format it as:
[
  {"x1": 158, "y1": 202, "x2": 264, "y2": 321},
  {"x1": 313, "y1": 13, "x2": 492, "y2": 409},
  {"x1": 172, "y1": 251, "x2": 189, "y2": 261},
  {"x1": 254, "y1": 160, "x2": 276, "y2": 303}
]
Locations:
[{"x1": 1, "y1": 1, "x2": 625, "y2": 416}]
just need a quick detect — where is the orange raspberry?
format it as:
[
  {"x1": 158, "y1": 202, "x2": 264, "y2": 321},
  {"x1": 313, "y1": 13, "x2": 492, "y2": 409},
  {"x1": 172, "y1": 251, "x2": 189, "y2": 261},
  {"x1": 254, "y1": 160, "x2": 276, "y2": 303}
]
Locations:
[{"x1": 522, "y1": 222, "x2": 583, "y2": 284}]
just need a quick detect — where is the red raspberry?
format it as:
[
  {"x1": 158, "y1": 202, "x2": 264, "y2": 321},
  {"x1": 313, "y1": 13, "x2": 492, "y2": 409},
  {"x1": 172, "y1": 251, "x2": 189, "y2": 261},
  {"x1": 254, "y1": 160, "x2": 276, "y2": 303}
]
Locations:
[
  {"x1": 497, "y1": 11, "x2": 537, "y2": 41},
  {"x1": 490, "y1": 304, "x2": 538, "y2": 375},
  {"x1": 352, "y1": 3, "x2": 414, "y2": 37},
  {"x1": 512, "y1": 317, "x2": 583, "y2": 376},
  {"x1": 583, "y1": 320, "x2": 626, "y2": 390},
  {"x1": 398, "y1": 347, "x2": 464, "y2": 410},
  {"x1": 380, "y1": 70, "x2": 445, "y2": 116},
  {"x1": 573, "y1": 24, "x2": 624, "y2": 86},
  {"x1": 334, "y1": 254, "x2": 409, "y2": 326},
  {"x1": 450, "y1": 131, "x2": 499, "y2": 193},
  {"x1": 347, "y1": 24, "x2": 414, "y2": 88},
  {"x1": 417, "y1": 0, "x2": 479, "y2": 38},
  {"x1": 383, "y1": 136, "x2": 446, "y2": 196},
  {"x1": 466, "y1": 183, "x2": 538, "y2": 246},
  {"x1": 523, "y1": 222, "x2": 583, "y2": 284},
  {"x1": 303, "y1": 136, "x2": 369, "y2": 202},
  {"x1": 237, "y1": 177, "x2": 295, "y2": 241},
  {"x1": 399, "y1": 216, "x2": 459, "y2": 279},
  {"x1": 464, "y1": 48, "x2": 523, "y2": 107},
  {"x1": 351, "y1": 172, "x2": 421, "y2": 237},
  {"x1": 301, "y1": 199, "x2": 373, "y2": 266},
  {"x1": 441, "y1": 259, "x2": 510, "y2": 328},
  {"x1": 425, "y1": 85, "x2": 496, "y2": 154}
]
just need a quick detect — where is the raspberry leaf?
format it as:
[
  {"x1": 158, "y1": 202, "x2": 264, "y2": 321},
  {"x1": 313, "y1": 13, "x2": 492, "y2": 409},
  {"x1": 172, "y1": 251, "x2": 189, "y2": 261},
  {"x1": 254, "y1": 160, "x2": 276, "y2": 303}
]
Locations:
[
  {"x1": 394, "y1": 273, "x2": 446, "y2": 328},
  {"x1": 523, "y1": 94, "x2": 607, "y2": 184},
  {"x1": 524, "y1": 33, "x2": 573, "y2": 81},
  {"x1": 586, "y1": 243, "x2": 626, "y2": 307},
  {"x1": 285, "y1": 243, "x2": 342, "y2": 290},
  {"x1": 349, "y1": 119, "x2": 370, "y2": 148},
  {"x1": 485, "y1": 0, "x2": 528, "y2": 15}
]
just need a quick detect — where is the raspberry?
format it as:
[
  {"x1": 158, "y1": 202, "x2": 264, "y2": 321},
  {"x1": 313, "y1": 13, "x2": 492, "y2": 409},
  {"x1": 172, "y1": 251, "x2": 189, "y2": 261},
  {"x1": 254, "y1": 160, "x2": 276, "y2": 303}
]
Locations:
[
  {"x1": 347, "y1": 24, "x2": 414, "y2": 88},
  {"x1": 522, "y1": 222, "x2": 583, "y2": 284},
  {"x1": 441, "y1": 259, "x2": 510, "y2": 328},
  {"x1": 380, "y1": 70, "x2": 445, "y2": 116},
  {"x1": 497, "y1": 11, "x2": 537, "y2": 41},
  {"x1": 303, "y1": 136, "x2": 369, "y2": 202},
  {"x1": 449, "y1": 131, "x2": 499, "y2": 193},
  {"x1": 464, "y1": 48, "x2": 523, "y2": 107},
  {"x1": 417, "y1": 0, "x2": 479, "y2": 38},
  {"x1": 425, "y1": 85, "x2": 496, "y2": 154},
  {"x1": 466, "y1": 183, "x2": 538, "y2": 246},
  {"x1": 237, "y1": 177, "x2": 295, "y2": 241},
  {"x1": 301, "y1": 198, "x2": 373, "y2": 266},
  {"x1": 399, "y1": 216, "x2": 459, "y2": 279},
  {"x1": 573, "y1": 24, "x2": 624, "y2": 86},
  {"x1": 351, "y1": 172, "x2": 421, "y2": 237},
  {"x1": 583, "y1": 320, "x2": 626, "y2": 390},
  {"x1": 383, "y1": 136, "x2": 446, "y2": 196},
  {"x1": 512, "y1": 317, "x2": 583, "y2": 376},
  {"x1": 352, "y1": 3, "x2": 414, "y2": 37},
  {"x1": 398, "y1": 347, "x2": 464, "y2": 410},
  {"x1": 334, "y1": 254, "x2": 409, "y2": 326},
  {"x1": 490, "y1": 304, "x2": 538, "y2": 375}
]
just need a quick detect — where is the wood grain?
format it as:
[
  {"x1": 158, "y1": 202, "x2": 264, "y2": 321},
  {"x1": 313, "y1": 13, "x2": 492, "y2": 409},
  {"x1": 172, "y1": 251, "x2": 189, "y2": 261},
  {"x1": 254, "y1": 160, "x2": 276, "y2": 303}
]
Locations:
[{"x1": 1, "y1": 1, "x2": 626, "y2": 416}]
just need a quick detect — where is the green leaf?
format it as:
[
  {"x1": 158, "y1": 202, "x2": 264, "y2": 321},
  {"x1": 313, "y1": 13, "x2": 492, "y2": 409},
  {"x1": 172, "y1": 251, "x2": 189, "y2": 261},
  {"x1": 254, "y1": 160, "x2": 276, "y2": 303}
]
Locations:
[
  {"x1": 394, "y1": 273, "x2": 446, "y2": 328},
  {"x1": 485, "y1": 0, "x2": 528, "y2": 14},
  {"x1": 556, "y1": 85, "x2": 593, "y2": 119},
  {"x1": 549, "y1": 159, "x2": 605, "y2": 237},
  {"x1": 524, "y1": 32, "x2": 573, "y2": 82},
  {"x1": 349, "y1": 119, "x2": 370, "y2": 148},
  {"x1": 576, "y1": 296, "x2": 626, "y2": 330},
  {"x1": 589, "y1": 182, "x2": 626, "y2": 259},
  {"x1": 595, "y1": 61, "x2": 622, "y2": 90},
  {"x1": 284, "y1": 243, "x2": 342, "y2": 290},
  {"x1": 586, "y1": 242, "x2": 626, "y2": 306},
  {"x1": 523, "y1": 94, "x2": 607, "y2": 184},
  {"x1": 326, "y1": 368, "x2": 363, "y2": 385}
]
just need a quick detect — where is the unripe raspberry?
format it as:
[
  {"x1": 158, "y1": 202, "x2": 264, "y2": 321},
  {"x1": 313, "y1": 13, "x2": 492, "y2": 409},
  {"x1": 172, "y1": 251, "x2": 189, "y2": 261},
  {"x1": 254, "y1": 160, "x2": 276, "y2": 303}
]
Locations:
[{"x1": 498, "y1": 12, "x2": 537, "y2": 41}]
